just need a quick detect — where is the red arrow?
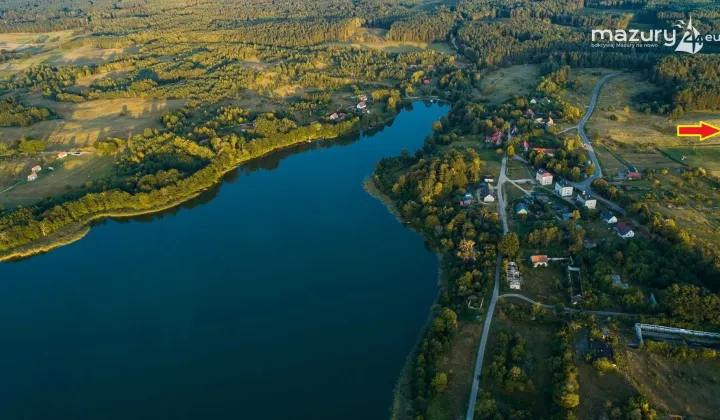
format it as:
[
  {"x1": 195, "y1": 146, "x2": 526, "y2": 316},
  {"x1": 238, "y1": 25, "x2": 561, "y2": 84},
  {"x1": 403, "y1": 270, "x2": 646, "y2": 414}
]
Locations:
[{"x1": 677, "y1": 122, "x2": 720, "y2": 141}]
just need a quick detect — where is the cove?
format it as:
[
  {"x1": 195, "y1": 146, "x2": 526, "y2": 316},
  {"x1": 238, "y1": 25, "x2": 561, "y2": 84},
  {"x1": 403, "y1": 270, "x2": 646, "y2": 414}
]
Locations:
[{"x1": 0, "y1": 103, "x2": 447, "y2": 420}]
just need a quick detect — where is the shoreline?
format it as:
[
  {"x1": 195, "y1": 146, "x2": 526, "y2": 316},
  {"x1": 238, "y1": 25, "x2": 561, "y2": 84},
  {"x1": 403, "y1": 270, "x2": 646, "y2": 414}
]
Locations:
[
  {"x1": 0, "y1": 102, "x2": 445, "y2": 263},
  {"x1": 363, "y1": 177, "x2": 445, "y2": 420}
]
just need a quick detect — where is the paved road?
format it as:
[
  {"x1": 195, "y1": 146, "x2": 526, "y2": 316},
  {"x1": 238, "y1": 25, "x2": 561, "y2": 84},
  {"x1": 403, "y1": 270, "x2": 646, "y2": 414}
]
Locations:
[
  {"x1": 498, "y1": 293, "x2": 646, "y2": 317},
  {"x1": 465, "y1": 156, "x2": 508, "y2": 420},
  {"x1": 571, "y1": 73, "x2": 619, "y2": 191}
]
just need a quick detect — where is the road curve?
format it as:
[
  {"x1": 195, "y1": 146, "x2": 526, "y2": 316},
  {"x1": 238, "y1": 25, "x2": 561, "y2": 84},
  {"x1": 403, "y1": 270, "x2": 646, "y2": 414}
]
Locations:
[
  {"x1": 465, "y1": 156, "x2": 508, "y2": 420},
  {"x1": 572, "y1": 73, "x2": 619, "y2": 191}
]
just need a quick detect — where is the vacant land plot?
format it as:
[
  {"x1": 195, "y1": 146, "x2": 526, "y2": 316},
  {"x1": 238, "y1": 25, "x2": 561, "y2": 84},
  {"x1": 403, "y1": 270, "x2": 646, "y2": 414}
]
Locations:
[
  {"x1": 0, "y1": 154, "x2": 114, "y2": 207},
  {"x1": 613, "y1": 148, "x2": 684, "y2": 172},
  {"x1": 561, "y1": 67, "x2": 618, "y2": 109},
  {"x1": 661, "y1": 145, "x2": 720, "y2": 175},
  {"x1": 587, "y1": 72, "x2": 720, "y2": 147},
  {"x1": 510, "y1": 261, "x2": 566, "y2": 305},
  {"x1": 594, "y1": 146, "x2": 627, "y2": 176},
  {"x1": 506, "y1": 159, "x2": 532, "y2": 180},
  {"x1": 0, "y1": 96, "x2": 185, "y2": 147},
  {"x1": 481, "y1": 314, "x2": 556, "y2": 418},
  {"x1": 478, "y1": 65, "x2": 541, "y2": 105}
]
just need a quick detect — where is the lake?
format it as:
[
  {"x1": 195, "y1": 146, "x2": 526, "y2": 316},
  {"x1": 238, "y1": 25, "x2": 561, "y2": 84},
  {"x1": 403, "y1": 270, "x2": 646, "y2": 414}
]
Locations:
[{"x1": 0, "y1": 103, "x2": 447, "y2": 419}]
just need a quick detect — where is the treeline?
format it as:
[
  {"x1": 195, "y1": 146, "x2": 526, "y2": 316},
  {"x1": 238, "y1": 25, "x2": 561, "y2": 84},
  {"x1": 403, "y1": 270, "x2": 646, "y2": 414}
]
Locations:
[
  {"x1": 0, "y1": 97, "x2": 54, "y2": 127},
  {"x1": 652, "y1": 55, "x2": 720, "y2": 113},
  {"x1": 385, "y1": 11, "x2": 455, "y2": 43}
]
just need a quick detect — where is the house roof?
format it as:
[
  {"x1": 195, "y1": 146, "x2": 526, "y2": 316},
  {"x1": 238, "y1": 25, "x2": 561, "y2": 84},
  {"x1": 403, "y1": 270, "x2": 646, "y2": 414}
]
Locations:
[
  {"x1": 27, "y1": 173, "x2": 37, "y2": 179},
  {"x1": 600, "y1": 211, "x2": 614, "y2": 220},
  {"x1": 515, "y1": 202, "x2": 528, "y2": 212},
  {"x1": 537, "y1": 169, "x2": 552, "y2": 178},
  {"x1": 531, "y1": 255, "x2": 548, "y2": 263},
  {"x1": 556, "y1": 180, "x2": 570, "y2": 187},
  {"x1": 31, "y1": 165, "x2": 41, "y2": 170},
  {"x1": 617, "y1": 223, "x2": 633, "y2": 235}
]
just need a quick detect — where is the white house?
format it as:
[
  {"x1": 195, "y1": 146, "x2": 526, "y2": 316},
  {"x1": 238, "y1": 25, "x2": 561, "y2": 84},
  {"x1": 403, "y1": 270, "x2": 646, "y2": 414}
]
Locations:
[
  {"x1": 356, "y1": 102, "x2": 367, "y2": 110},
  {"x1": 576, "y1": 192, "x2": 596, "y2": 209},
  {"x1": 482, "y1": 191, "x2": 495, "y2": 203},
  {"x1": 554, "y1": 180, "x2": 573, "y2": 197},
  {"x1": 601, "y1": 211, "x2": 617, "y2": 224},
  {"x1": 536, "y1": 169, "x2": 553, "y2": 186},
  {"x1": 616, "y1": 223, "x2": 635, "y2": 239}
]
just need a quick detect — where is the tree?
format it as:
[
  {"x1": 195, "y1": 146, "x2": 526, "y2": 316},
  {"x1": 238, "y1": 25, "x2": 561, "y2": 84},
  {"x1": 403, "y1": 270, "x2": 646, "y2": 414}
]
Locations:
[
  {"x1": 507, "y1": 145, "x2": 515, "y2": 157},
  {"x1": 499, "y1": 233, "x2": 520, "y2": 258},
  {"x1": 457, "y1": 238, "x2": 478, "y2": 261},
  {"x1": 431, "y1": 372, "x2": 448, "y2": 393}
]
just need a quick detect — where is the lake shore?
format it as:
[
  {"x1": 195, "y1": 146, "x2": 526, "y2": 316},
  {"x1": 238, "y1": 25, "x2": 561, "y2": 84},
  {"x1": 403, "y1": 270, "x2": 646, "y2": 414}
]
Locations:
[
  {"x1": 0, "y1": 104, "x2": 437, "y2": 263},
  {"x1": 363, "y1": 177, "x2": 445, "y2": 420}
]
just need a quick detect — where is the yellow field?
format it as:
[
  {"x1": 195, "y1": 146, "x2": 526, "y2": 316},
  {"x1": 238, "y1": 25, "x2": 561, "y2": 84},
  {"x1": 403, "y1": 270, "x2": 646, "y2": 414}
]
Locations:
[
  {"x1": 0, "y1": 154, "x2": 115, "y2": 207},
  {"x1": 0, "y1": 96, "x2": 185, "y2": 148},
  {"x1": 478, "y1": 65, "x2": 541, "y2": 105},
  {"x1": 587, "y1": 72, "x2": 720, "y2": 147}
]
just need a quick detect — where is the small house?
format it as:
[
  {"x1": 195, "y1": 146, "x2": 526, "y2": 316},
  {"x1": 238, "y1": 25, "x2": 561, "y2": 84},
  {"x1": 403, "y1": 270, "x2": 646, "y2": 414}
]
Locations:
[
  {"x1": 554, "y1": 180, "x2": 573, "y2": 197},
  {"x1": 31, "y1": 165, "x2": 41, "y2": 173},
  {"x1": 329, "y1": 113, "x2": 339, "y2": 120},
  {"x1": 358, "y1": 94, "x2": 368, "y2": 102},
  {"x1": 649, "y1": 294, "x2": 658, "y2": 305},
  {"x1": 485, "y1": 131, "x2": 503, "y2": 143},
  {"x1": 627, "y1": 170, "x2": 642, "y2": 180},
  {"x1": 532, "y1": 148, "x2": 557, "y2": 157},
  {"x1": 57, "y1": 152, "x2": 68, "y2": 159},
  {"x1": 530, "y1": 98, "x2": 538, "y2": 104},
  {"x1": 481, "y1": 189, "x2": 495, "y2": 203},
  {"x1": 600, "y1": 211, "x2": 617, "y2": 224},
  {"x1": 27, "y1": 173, "x2": 37, "y2": 182},
  {"x1": 423, "y1": 79, "x2": 431, "y2": 85},
  {"x1": 524, "y1": 109, "x2": 535, "y2": 118},
  {"x1": 611, "y1": 274, "x2": 629, "y2": 289},
  {"x1": 530, "y1": 255, "x2": 549, "y2": 268},
  {"x1": 576, "y1": 192, "x2": 597, "y2": 209},
  {"x1": 571, "y1": 294, "x2": 583, "y2": 305},
  {"x1": 515, "y1": 202, "x2": 529, "y2": 215},
  {"x1": 460, "y1": 193, "x2": 474, "y2": 207},
  {"x1": 484, "y1": 176, "x2": 495, "y2": 183},
  {"x1": 534, "y1": 117, "x2": 545, "y2": 124},
  {"x1": 615, "y1": 223, "x2": 635, "y2": 239},
  {"x1": 356, "y1": 102, "x2": 367, "y2": 110},
  {"x1": 536, "y1": 168, "x2": 553, "y2": 186},
  {"x1": 523, "y1": 140, "x2": 529, "y2": 151}
]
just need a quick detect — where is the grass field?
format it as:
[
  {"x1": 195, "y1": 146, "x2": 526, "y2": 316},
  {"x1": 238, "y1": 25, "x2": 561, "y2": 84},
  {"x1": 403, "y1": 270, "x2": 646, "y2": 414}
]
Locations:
[
  {"x1": 0, "y1": 96, "x2": 185, "y2": 148},
  {"x1": 561, "y1": 67, "x2": 618, "y2": 109},
  {"x1": 481, "y1": 313, "x2": 556, "y2": 418},
  {"x1": 586, "y1": 72, "x2": 720, "y2": 147},
  {"x1": 511, "y1": 261, "x2": 566, "y2": 305},
  {"x1": 661, "y1": 145, "x2": 720, "y2": 175},
  {"x1": 506, "y1": 159, "x2": 532, "y2": 180},
  {"x1": 478, "y1": 65, "x2": 541, "y2": 105},
  {"x1": 0, "y1": 154, "x2": 115, "y2": 207}
]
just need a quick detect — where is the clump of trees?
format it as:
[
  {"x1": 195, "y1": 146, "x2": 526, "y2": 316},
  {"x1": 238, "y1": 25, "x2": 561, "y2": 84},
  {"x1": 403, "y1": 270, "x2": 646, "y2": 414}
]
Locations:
[{"x1": 0, "y1": 97, "x2": 54, "y2": 127}]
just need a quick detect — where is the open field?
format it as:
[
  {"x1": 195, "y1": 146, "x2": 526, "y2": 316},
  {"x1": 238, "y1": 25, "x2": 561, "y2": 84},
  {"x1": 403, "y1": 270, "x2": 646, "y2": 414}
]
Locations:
[
  {"x1": 510, "y1": 262, "x2": 566, "y2": 305},
  {"x1": 594, "y1": 146, "x2": 627, "y2": 176},
  {"x1": 478, "y1": 64, "x2": 541, "y2": 105},
  {"x1": 506, "y1": 158, "x2": 532, "y2": 180},
  {"x1": 0, "y1": 96, "x2": 185, "y2": 147},
  {"x1": 0, "y1": 32, "x2": 135, "y2": 75},
  {"x1": 430, "y1": 321, "x2": 483, "y2": 420},
  {"x1": 481, "y1": 313, "x2": 556, "y2": 418},
  {"x1": 661, "y1": 145, "x2": 720, "y2": 175},
  {"x1": 561, "y1": 67, "x2": 618, "y2": 109},
  {"x1": 586, "y1": 72, "x2": 720, "y2": 147},
  {"x1": 611, "y1": 148, "x2": 684, "y2": 173},
  {"x1": 0, "y1": 154, "x2": 115, "y2": 207},
  {"x1": 324, "y1": 40, "x2": 454, "y2": 54}
]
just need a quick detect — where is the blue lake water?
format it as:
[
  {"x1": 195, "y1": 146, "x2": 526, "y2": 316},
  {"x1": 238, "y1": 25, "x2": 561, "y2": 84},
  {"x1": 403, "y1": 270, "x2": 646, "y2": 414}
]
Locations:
[{"x1": 0, "y1": 103, "x2": 447, "y2": 419}]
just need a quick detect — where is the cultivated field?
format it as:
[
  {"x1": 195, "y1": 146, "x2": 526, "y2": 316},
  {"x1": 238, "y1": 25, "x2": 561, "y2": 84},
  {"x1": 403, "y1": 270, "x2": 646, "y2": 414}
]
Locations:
[
  {"x1": 478, "y1": 64, "x2": 541, "y2": 105},
  {"x1": 0, "y1": 96, "x2": 185, "y2": 148},
  {"x1": 661, "y1": 146, "x2": 720, "y2": 175},
  {"x1": 587, "y1": 72, "x2": 720, "y2": 147}
]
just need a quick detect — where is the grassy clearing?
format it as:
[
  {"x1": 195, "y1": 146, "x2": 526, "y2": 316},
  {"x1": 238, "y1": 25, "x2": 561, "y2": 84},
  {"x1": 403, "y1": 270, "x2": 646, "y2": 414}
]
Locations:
[
  {"x1": 0, "y1": 154, "x2": 115, "y2": 207},
  {"x1": 510, "y1": 262, "x2": 566, "y2": 305},
  {"x1": 478, "y1": 65, "x2": 541, "y2": 105},
  {"x1": 481, "y1": 312, "x2": 556, "y2": 418},
  {"x1": 613, "y1": 148, "x2": 684, "y2": 172},
  {"x1": 594, "y1": 146, "x2": 627, "y2": 176},
  {"x1": 506, "y1": 159, "x2": 532, "y2": 180},
  {"x1": 0, "y1": 96, "x2": 185, "y2": 147},
  {"x1": 431, "y1": 321, "x2": 484, "y2": 420},
  {"x1": 586, "y1": 72, "x2": 720, "y2": 147},
  {"x1": 561, "y1": 67, "x2": 618, "y2": 109},
  {"x1": 322, "y1": 28, "x2": 455, "y2": 55},
  {"x1": 661, "y1": 145, "x2": 720, "y2": 175}
]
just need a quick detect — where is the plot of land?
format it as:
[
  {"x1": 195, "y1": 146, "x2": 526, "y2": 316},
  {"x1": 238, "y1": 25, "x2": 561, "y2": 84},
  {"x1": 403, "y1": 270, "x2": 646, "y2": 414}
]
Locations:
[
  {"x1": 561, "y1": 67, "x2": 618, "y2": 109},
  {"x1": 661, "y1": 145, "x2": 720, "y2": 175},
  {"x1": 478, "y1": 65, "x2": 541, "y2": 105},
  {"x1": 586, "y1": 72, "x2": 720, "y2": 147},
  {"x1": 0, "y1": 96, "x2": 185, "y2": 148},
  {"x1": 0, "y1": 154, "x2": 115, "y2": 207}
]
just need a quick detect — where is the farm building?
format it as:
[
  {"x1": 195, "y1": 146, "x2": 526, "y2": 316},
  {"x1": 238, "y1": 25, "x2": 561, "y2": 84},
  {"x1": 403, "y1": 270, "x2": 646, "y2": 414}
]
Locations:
[
  {"x1": 27, "y1": 173, "x2": 37, "y2": 182},
  {"x1": 57, "y1": 152, "x2": 68, "y2": 159},
  {"x1": 31, "y1": 165, "x2": 42, "y2": 173}
]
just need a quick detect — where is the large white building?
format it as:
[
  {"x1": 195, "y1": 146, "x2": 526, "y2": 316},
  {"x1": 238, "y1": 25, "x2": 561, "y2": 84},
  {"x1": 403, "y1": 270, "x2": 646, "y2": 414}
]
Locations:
[
  {"x1": 536, "y1": 169, "x2": 553, "y2": 185},
  {"x1": 555, "y1": 180, "x2": 573, "y2": 197}
]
